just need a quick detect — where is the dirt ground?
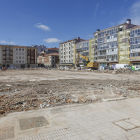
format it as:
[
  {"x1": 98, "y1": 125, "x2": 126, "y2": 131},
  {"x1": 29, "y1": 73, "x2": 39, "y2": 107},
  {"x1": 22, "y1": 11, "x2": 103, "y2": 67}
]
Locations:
[{"x1": 0, "y1": 69, "x2": 140, "y2": 117}]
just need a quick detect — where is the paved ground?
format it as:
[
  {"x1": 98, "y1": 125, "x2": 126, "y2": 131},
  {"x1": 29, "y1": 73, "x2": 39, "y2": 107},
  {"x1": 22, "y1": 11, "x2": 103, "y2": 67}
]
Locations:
[{"x1": 0, "y1": 98, "x2": 140, "y2": 140}]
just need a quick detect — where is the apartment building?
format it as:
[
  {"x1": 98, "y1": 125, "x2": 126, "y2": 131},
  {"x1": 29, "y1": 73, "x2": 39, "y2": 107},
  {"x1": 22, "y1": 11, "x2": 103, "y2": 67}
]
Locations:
[
  {"x1": 34, "y1": 45, "x2": 46, "y2": 54},
  {"x1": 130, "y1": 25, "x2": 140, "y2": 66},
  {"x1": 59, "y1": 37, "x2": 85, "y2": 67},
  {"x1": 37, "y1": 53, "x2": 59, "y2": 67},
  {"x1": 76, "y1": 40, "x2": 89, "y2": 65},
  {"x1": 46, "y1": 48, "x2": 59, "y2": 54},
  {"x1": 0, "y1": 45, "x2": 37, "y2": 68},
  {"x1": 90, "y1": 19, "x2": 136, "y2": 69}
]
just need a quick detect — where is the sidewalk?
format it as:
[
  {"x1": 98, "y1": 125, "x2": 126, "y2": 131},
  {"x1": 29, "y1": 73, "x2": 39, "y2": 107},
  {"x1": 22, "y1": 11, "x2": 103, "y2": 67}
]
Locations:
[{"x1": 1, "y1": 98, "x2": 140, "y2": 140}]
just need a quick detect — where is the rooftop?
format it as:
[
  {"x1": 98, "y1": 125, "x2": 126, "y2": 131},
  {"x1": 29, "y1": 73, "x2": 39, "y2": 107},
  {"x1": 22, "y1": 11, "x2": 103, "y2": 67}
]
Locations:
[
  {"x1": 60, "y1": 37, "x2": 85, "y2": 44},
  {"x1": 130, "y1": 25, "x2": 140, "y2": 30}
]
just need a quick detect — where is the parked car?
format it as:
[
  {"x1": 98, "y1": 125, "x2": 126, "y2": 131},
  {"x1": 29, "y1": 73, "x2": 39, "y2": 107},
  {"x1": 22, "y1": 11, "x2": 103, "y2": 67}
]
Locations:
[
  {"x1": 115, "y1": 64, "x2": 129, "y2": 69},
  {"x1": 104, "y1": 66, "x2": 114, "y2": 70}
]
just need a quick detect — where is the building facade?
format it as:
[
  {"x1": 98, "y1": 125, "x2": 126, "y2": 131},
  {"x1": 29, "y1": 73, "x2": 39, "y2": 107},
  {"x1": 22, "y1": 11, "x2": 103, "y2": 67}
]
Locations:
[
  {"x1": 130, "y1": 25, "x2": 140, "y2": 66},
  {"x1": 59, "y1": 37, "x2": 85, "y2": 67},
  {"x1": 90, "y1": 19, "x2": 136, "y2": 69},
  {"x1": 45, "y1": 48, "x2": 59, "y2": 54},
  {"x1": 76, "y1": 40, "x2": 89, "y2": 65},
  {"x1": 0, "y1": 45, "x2": 37, "y2": 68},
  {"x1": 37, "y1": 53, "x2": 59, "y2": 67},
  {"x1": 34, "y1": 45, "x2": 46, "y2": 54}
]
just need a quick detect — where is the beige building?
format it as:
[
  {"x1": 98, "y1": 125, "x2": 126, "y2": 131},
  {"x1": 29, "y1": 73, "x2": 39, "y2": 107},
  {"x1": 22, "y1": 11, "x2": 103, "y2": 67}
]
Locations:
[
  {"x1": 0, "y1": 45, "x2": 37, "y2": 68},
  {"x1": 37, "y1": 53, "x2": 59, "y2": 67}
]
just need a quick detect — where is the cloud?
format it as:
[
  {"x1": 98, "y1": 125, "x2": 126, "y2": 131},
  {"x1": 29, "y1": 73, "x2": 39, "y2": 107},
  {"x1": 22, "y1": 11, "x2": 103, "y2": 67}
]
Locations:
[
  {"x1": 119, "y1": 1, "x2": 140, "y2": 25},
  {"x1": 0, "y1": 40, "x2": 6, "y2": 44},
  {"x1": 93, "y1": 3, "x2": 99, "y2": 18},
  {"x1": 0, "y1": 40, "x2": 16, "y2": 44},
  {"x1": 35, "y1": 23, "x2": 50, "y2": 31},
  {"x1": 43, "y1": 38, "x2": 61, "y2": 43}
]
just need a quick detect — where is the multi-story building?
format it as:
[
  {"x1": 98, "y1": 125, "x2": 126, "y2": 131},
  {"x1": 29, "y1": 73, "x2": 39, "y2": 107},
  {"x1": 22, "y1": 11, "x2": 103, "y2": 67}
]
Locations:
[
  {"x1": 45, "y1": 48, "x2": 59, "y2": 54},
  {"x1": 44, "y1": 53, "x2": 59, "y2": 67},
  {"x1": 59, "y1": 37, "x2": 85, "y2": 67},
  {"x1": 0, "y1": 45, "x2": 37, "y2": 68},
  {"x1": 35, "y1": 45, "x2": 46, "y2": 54},
  {"x1": 76, "y1": 40, "x2": 89, "y2": 65},
  {"x1": 91, "y1": 19, "x2": 136, "y2": 69},
  {"x1": 130, "y1": 25, "x2": 140, "y2": 66},
  {"x1": 37, "y1": 53, "x2": 59, "y2": 67}
]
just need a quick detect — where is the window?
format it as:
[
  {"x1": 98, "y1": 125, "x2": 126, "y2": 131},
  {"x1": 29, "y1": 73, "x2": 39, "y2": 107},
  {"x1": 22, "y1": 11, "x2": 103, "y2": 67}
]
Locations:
[
  {"x1": 22, "y1": 57, "x2": 24, "y2": 59},
  {"x1": 3, "y1": 60, "x2": 5, "y2": 63},
  {"x1": 19, "y1": 61, "x2": 21, "y2": 63},
  {"x1": 3, "y1": 48, "x2": 5, "y2": 51},
  {"x1": 16, "y1": 57, "x2": 18, "y2": 59},
  {"x1": 19, "y1": 53, "x2": 21, "y2": 55},
  {"x1": 22, "y1": 53, "x2": 24, "y2": 55},
  {"x1": 19, "y1": 57, "x2": 21, "y2": 59},
  {"x1": 7, "y1": 61, "x2": 9, "y2": 63},
  {"x1": 3, "y1": 56, "x2": 5, "y2": 59},
  {"x1": 6, "y1": 48, "x2": 9, "y2": 51},
  {"x1": 3, "y1": 52, "x2": 5, "y2": 55},
  {"x1": 16, "y1": 48, "x2": 18, "y2": 51},
  {"x1": 10, "y1": 48, "x2": 13, "y2": 51},
  {"x1": 19, "y1": 49, "x2": 21, "y2": 51},
  {"x1": 22, "y1": 61, "x2": 24, "y2": 63},
  {"x1": 22, "y1": 49, "x2": 24, "y2": 51},
  {"x1": 69, "y1": 43, "x2": 70, "y2": 46},
  {"x1": 16, "y1": 53, "x2": 18, "y2": 55}
]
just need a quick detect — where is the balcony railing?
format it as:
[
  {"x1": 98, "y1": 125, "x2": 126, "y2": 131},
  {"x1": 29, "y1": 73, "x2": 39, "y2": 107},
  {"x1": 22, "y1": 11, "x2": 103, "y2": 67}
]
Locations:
[
  {"x1": 106, "y1": 52, "x2": 118, "y2": 55},
  {"x1": 106, "y1": 58, "x2": 118, "y2": 61},
  {"x1": 130, "y1": 56, "x2": 140, "y2": 60}
]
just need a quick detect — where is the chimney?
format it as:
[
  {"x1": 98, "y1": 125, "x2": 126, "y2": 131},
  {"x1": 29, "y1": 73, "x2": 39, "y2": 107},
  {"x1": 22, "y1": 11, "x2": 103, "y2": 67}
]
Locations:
[
  {"x1": 127, "y1": 19, "x2": 131, "y2": 24},
  {"x1": 77, "y1": 37, "x2": 80, "y2": 41},
  {"x1": 97, "y1": 29, "x2": 100, "y2": 32}
]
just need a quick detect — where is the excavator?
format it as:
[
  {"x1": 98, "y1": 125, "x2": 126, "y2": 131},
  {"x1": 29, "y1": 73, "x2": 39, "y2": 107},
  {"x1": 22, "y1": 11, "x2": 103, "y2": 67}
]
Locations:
[{"x1": 76, "y1": 53, "x2": 99, "y2": 70}]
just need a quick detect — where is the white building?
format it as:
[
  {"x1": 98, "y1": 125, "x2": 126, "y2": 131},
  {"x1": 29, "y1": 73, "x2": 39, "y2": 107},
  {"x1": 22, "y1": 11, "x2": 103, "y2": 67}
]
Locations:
[
  {"x1": 13, "y1": 47, "x2": 27, "y2": 68},
  {"x1": 59, "y1": 37, "x2": 85, "y2": 67}
]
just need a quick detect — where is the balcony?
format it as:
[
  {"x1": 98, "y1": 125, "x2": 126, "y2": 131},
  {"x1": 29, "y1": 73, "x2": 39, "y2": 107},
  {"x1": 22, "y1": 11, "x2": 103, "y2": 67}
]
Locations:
[
  {"x1": 130, "y1": 57, "x2": 140, "y2": 60},
  {"x1": 97, "y1": 59, "x2": 106, "y2": 62},
  {"x1": 106, "y1": 58, "x2": 118, "y2": 62},
  {"x1": 130, "y1": 49, "x2": 140, "y2": 53},
  {"x1": 97, "y1": 53, "x2": 106, "y2": 56},
  {"x1": 106, "y1": 52, "x2": 118, "y2": 55}
]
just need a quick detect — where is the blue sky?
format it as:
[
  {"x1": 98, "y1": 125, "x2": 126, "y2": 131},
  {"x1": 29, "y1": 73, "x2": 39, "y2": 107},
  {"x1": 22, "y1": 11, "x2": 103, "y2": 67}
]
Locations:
[{"x1": 0, "y1": 0, "x2": 140, "y2": 48}]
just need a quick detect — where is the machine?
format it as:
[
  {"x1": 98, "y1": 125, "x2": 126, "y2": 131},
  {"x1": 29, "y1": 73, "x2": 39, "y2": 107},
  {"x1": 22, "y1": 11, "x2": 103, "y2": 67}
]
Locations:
[{"x1": 76, "y1": 53, "x2": 99, "y2": 70}]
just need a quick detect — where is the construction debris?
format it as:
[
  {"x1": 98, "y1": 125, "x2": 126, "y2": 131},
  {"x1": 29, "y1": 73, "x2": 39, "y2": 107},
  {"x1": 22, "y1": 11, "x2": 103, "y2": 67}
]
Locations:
[{"x1": 0, "y1": 76, "x2": 140, "y2": 117}]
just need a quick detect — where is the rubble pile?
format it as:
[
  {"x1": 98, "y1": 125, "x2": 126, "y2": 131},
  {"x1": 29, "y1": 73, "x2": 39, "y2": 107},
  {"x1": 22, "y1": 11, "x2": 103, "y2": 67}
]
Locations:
[{"x1": 0, "y1": 79, "x2": 140, "y2": 117}]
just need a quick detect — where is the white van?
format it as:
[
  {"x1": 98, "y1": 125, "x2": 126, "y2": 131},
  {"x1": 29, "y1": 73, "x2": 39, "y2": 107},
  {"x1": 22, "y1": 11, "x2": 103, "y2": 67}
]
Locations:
[{"x1": 115, "y1": 64, "x2": 131, "y2": 69}]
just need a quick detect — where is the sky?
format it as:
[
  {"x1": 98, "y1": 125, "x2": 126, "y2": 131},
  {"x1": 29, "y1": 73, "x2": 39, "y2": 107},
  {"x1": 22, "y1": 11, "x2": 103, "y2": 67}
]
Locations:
[{"x1": 0, "y1": 0, "x2": 140, "y2": 48}]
